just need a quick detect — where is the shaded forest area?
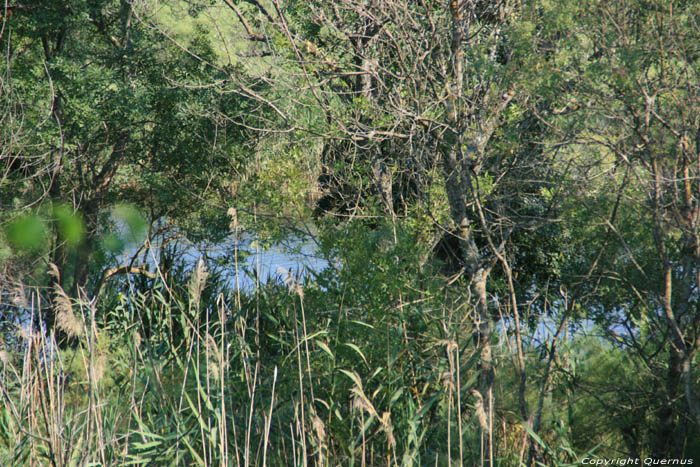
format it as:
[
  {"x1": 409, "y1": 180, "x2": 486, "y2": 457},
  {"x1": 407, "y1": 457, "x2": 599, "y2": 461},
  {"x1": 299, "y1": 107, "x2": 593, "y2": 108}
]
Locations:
[{"x1": 2, "y1": 0, "x2": 700, "y2": 465}]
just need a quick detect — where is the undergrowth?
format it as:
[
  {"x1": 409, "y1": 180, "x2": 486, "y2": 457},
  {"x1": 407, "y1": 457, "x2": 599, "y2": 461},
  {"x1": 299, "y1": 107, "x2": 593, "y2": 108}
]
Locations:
[{"x1": 0, "y1": 254, "x2": 586, "y2": 466}]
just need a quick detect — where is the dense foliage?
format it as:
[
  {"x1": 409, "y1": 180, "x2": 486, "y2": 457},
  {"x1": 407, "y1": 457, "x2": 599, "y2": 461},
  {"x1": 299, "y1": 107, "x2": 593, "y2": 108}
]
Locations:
[{"x1": 2, "y1": 0, "x2": 700, "y2": 465}]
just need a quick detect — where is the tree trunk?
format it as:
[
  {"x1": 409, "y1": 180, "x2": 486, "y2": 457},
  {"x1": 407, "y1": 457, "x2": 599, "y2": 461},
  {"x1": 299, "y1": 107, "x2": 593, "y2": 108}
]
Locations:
[
  {"x1": 442, "y1": 140, "x2": 496, "y2": 463},
  {"x1": 651, "y1": 351, "x2": 684, "y2": 458},
  {"x1": 472, "y1": 266, "x2": 495, "y2": 465}
]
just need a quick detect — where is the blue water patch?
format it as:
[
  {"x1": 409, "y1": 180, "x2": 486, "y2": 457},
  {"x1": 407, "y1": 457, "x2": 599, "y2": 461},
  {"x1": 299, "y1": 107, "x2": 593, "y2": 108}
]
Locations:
[{"x1": 119, "y1": 228, "x2": 329, "y2": 292}]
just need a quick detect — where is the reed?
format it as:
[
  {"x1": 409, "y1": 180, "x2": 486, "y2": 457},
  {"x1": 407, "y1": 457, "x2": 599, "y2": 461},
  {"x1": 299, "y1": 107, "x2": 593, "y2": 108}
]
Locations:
[{"x1": 0, "y1": 261, "x2": 586, "y2": 466}]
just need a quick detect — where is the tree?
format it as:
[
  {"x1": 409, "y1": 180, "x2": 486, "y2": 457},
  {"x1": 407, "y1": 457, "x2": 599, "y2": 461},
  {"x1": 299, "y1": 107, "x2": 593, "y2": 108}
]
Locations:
[
  {"x1": 1, "y1": 0, "x2": 256, "y2": 331},
  {"x1": 201, "y1": 0, "x2": 575, "y2": 462},
  {"x1": 558, "y1": 0, "x2": 700, "y2": 457}
]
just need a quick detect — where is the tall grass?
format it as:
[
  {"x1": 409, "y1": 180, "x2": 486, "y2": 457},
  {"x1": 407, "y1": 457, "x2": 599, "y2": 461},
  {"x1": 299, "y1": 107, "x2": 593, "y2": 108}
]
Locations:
[{"x1": 0, "y1": 257, "x2": 585, "y2": 466}]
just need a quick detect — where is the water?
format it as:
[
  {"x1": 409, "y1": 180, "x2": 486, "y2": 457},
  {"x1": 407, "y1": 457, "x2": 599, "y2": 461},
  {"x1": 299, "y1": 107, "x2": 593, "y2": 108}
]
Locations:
[{"x1": 119, "y1": 228, "x2": 328, "y2": 292}]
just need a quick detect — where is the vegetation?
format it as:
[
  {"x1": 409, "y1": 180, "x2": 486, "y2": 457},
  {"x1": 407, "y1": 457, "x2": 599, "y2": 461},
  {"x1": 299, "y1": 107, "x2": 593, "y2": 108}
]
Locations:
[{"x1": 2, "y1": 0, "x2": 700, "y2": 465}]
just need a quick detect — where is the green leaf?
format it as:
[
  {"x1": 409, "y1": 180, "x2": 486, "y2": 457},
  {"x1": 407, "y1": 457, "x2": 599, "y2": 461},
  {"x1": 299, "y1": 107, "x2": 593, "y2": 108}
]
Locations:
[
  {"x1": 522, "y1": 422, "x2": 556, "y2": 458},
  {"x1": 414, "y1": 394, "x2": 439, "y2": 420},
  {"x1": 102, "y1": 233, "x2": 125, "y2": 253},
  {"x1": 6, "y1": 214, "x2": 47, "y2": 251},
  {"x1": 340, "y1": 369, "x2": 363, "y2": 390},
  {"x1": 348, "y1": 320, "x2": 374, "y2": 329},
  {"x1": 389, "y1": 387, "x2": 404, "y2": 404},
  {"x1": 113, "y1": 204, "x2": 147, "y2": 242},
  {"x1": 316, "y1": 340, "x2": 335, "y2": 360},
  {"x1": 343, "y1": 342, "x2": 369, "y2": 367},
  {"x1": 53, "y1": 203, "x2": 85, "y2": 246}
]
